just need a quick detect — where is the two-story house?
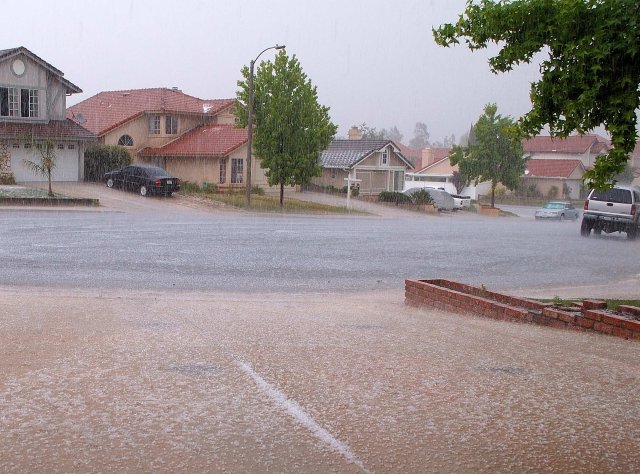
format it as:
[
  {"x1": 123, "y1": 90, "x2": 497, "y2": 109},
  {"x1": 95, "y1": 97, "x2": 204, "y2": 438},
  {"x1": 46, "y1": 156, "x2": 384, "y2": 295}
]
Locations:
[
  {"x1": 67, "y1": 88, "x2": 271, "y2": 190},
  {"x1": 0, "y1": 47, "x2": 96, "y2": 183}
]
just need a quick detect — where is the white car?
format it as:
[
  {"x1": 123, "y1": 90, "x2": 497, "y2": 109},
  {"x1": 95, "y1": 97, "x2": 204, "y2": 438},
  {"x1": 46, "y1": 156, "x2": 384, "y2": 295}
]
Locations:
[
  {"x1": 451, "y1": 194, "x2": 471, "y2": 210},
  {"x1": 535, "y1": 201, "x2": 580, "y2": 221}
]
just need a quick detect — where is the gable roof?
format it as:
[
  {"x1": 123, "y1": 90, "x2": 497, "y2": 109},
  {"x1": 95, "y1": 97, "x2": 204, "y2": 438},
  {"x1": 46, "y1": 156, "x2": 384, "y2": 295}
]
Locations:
[
  {"x1": 138, "y1": 124, "x2": 247, "y2": 158},
  {"x1": 0, "y1": 47, "x2": 81, "y2": 94},
  {"x1": 525, "y1": 159, "x2": 585, "y2": 178},
  {"x1": 416, "y1": 154, "x2": 455, "y2": 174},
  {"x1": 320, "y1": 139, "x2": 412, "y2": 169},
  {"x1": 67, "y1": 88, "x2": 235, "y2": 136},
  {"x1": 0, "y1": 119, "x2": 96, "y2": 141},
  {"x1": 523, "y1": 134, "x2": 610, "y2": 154}
]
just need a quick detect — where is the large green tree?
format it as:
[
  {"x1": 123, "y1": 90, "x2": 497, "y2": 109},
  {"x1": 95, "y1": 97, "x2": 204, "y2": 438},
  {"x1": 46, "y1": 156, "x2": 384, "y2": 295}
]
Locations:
[
  {"x1": 434, "y1": 0, "x2": 640, "y2": 190},
  {"x1": 449, "y1": 104, "x2": 527, "y2": 208},
  {"x1": 236, "y1": 51, "x2": 337, "y2": 207}
]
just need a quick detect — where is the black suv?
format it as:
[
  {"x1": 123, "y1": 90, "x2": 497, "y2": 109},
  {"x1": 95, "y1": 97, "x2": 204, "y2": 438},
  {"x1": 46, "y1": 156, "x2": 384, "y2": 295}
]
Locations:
[
  {"x1": 105, "y1": 165, "x2": 180, "y2": 197},
  {"x1": 581, "y1": 185, "x2": 640, "y2": 240}
]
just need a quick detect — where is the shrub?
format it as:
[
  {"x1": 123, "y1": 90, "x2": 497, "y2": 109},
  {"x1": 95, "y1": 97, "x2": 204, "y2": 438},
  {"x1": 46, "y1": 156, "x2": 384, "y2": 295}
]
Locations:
[
  {"x1": 341, "y1": 185, "x2": 359, "y2": 197},
  {"x1": 516, "y1": 182, "x2": 543, "y2": 198},
  {"x1": 201, "y1": 182, "x2": 219, "y2": 194},
  {"x1": 0, "y1": 173, "x2": 16, "y2": 185},
  {"x1": 84, "y1": 145, "x2": 131, "y2": 182},
  {"x1": 251, "y1": 186, "x2": 265, "y2": 195},
  {"x1": 409, "y1": 189, "x2": 434, "y2": 205},
  {"x1": 547, "y1": 185, "x2": 559, "y2": 199},
  {"x1": 180, "y1": 181, "x2": 201, "y2": 193},
  {"x1": 378, "y1": 191, "x2": 411, "y2": 204}
]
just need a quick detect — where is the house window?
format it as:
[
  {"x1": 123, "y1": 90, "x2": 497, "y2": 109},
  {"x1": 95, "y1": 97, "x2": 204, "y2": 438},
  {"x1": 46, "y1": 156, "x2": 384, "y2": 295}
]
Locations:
[
  {"x1": 331, "y1": 169, "x2": 337, "y2": 179},
  {"x1": 165, "y1": 116, "x2": 177, "y2": 134},
  {"x1": 0, "y1": 88, "x2": 39, "y2": 118},
  {"x1": 219, "y1": 158, "x2": 227, "y2": 184},
  {"x1": 68, "y1": 144, "x2": 75, "y2": 150},
  {"x1": 149, "y1": 115, "x2": 160, "y2": 134},
  {"x1": 231, "y1": 158, "x2": 243, "y2": 184},
  {"x1": 28, "y1": 89, "x2": 38, "y2": 117},
  {"x1": 24, "y1": 143, "x2": 31, "y2": 149},
  {"x1": 118, "y1": 134, "x2": 134, "y2": 146},
  {"x1": 0, "y1": 87, "x2": 19, "y2": 117},
  {"x1": 12, "y1": 143, "x2": 19, "y2": 149},
  {"x1": 381, "y1": 150, "x2": 389, "y2": 166},
  {"x1": 57, "y1": 143, "x2": 64, "y2": 150}
]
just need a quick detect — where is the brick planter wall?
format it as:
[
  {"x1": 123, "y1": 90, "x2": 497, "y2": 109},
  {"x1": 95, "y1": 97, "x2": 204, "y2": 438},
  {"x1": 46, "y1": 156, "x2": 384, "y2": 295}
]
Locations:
[
  {"x1": 479, "y1": 205, "x2": 501, "y2": 217},
  {"x1": 405, "y1": 279, "x2": 640, "y2": 340}
]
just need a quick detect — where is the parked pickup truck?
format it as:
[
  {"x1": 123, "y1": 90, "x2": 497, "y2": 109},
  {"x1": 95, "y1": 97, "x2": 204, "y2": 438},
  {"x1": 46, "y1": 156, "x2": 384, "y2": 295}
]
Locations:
[
  {"x1": 581, "y1": 185, "x2": 640, "y2": 240},
  {"x1": 451, "y1": 194, "x2": 471, "y2": 210}
]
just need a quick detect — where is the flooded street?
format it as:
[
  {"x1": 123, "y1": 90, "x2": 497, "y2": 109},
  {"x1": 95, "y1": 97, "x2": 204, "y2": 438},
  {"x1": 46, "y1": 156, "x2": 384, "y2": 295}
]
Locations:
[
  {"x1": 1, "y1": 287, "x2": 639, "y2": 472},
  {"x1": 1, "y1": 196, "x2": 639, "y2": 472}
]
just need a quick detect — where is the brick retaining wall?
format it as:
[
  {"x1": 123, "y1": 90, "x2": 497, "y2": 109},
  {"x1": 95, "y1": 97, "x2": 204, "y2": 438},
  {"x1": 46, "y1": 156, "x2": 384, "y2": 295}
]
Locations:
[{"x1": 405, "y1": 279, "x2": 640, "y2": 340}]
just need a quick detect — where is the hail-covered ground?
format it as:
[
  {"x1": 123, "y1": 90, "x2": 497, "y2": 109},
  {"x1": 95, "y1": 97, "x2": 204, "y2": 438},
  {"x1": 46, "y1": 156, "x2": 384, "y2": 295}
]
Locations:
[{"x1": 1, "y1": 287, "x2": 638, "y2": 473}]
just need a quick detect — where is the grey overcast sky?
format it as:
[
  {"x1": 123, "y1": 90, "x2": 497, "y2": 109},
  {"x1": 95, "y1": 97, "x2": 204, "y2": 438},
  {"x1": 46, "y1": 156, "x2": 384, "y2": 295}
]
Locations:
[{"x1": 8, "y1": 0, "x2": 546, "y2": 144}]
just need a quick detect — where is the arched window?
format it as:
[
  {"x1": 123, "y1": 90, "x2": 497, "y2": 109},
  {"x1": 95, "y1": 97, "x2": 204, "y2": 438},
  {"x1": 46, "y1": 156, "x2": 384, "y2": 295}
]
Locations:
[{"x1": 118, "y1": 134, "x2": 134, "y2": 146}]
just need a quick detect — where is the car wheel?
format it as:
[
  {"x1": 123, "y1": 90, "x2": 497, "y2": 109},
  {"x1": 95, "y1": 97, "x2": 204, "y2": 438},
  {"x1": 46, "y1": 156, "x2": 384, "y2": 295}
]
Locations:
[
  {"x1": 559, "y1": 214, "x2": 565, "y2": 221},
  {"x1": 140, "y1": 185, "x2": 148, "y2": 197},
  {"x1": 593, "y1": 228, "x2": 602, "y2": 235},
  {"x1": 628, "y1": 227, "x2": 638, "y2": 240},
  {"x1": 580, "y1": 219, "x2": 591, "y2": 237},
  {"x1": 106, "y1": 178, "x2": 114, "y2": 188}
]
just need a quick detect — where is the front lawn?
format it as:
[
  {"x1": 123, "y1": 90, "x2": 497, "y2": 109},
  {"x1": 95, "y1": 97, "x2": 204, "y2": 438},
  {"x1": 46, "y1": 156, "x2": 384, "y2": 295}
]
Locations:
[{"x1": 179, "y1": 186, "x2": 354, "y2": 214}]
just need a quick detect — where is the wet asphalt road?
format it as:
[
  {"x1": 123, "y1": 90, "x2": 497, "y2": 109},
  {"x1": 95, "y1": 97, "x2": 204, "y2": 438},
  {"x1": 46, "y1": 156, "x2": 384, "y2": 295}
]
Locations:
[{"x1": 0, "y1": 204, "x2": 638, "y2": 295}]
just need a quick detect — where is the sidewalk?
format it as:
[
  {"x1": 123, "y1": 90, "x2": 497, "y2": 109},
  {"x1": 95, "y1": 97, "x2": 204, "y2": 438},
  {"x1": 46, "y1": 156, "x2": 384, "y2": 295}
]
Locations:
[{"x1": 293, "y1": 191, "x2": 441, "y2": 218}]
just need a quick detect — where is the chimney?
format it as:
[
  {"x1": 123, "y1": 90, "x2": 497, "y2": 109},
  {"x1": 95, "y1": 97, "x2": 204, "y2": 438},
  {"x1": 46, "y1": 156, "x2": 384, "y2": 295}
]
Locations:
[
  {"x1": 421, "y1": 147, "x2": 434, "y2": 166},
  {"x1": 348, "y1": 126, "x2": 363, "y2": 140}
]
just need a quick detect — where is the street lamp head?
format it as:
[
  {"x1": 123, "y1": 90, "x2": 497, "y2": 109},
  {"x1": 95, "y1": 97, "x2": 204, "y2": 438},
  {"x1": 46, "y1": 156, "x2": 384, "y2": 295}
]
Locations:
[{"x1": 275, "y1": 44, "x2": 286, "y2": 50}]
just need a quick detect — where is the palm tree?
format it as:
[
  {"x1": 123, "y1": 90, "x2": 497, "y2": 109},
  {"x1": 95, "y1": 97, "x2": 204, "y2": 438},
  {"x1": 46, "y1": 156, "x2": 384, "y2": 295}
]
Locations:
[{"x1": 23, "y1": 139, "x2": 56, "y2": 197}]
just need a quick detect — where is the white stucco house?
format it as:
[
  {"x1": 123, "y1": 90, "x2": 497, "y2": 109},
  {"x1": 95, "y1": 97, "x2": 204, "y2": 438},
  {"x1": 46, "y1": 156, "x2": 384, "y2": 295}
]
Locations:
[{"x1": 0, "y1": 47, "x2": 96, "y2": 183}]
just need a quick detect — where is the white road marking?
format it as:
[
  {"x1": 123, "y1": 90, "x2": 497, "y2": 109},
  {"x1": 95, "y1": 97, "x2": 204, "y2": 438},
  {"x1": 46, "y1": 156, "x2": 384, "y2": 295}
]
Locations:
[{"x1": 236, "y1": 359, "x2": 369, "y2": 473}]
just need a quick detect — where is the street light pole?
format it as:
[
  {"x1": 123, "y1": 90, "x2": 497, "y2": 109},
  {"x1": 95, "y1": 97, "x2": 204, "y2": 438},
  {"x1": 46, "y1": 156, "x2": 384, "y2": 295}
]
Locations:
[{"x1": 245, "y1": 44, "x2": 285, "y2": 206}]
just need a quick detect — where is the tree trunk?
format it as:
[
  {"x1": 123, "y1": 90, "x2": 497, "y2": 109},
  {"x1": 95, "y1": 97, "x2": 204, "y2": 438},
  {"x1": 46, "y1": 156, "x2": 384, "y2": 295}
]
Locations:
[
  {"x1": 47, "y1": 169, "x2": 53, "y2": 197},
  {"x1": 279, "y1": 182, "x2": 284, "y2": 209},
  {"x1": 491, "y1": 182, "x2": 496, "y2": 208}
]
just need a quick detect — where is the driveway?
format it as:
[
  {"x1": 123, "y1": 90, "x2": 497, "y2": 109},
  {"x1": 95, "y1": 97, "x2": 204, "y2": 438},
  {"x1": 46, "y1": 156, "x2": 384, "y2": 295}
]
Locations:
[{"x1": 27, "y1": 181, "x2": 236, "y2": 214}]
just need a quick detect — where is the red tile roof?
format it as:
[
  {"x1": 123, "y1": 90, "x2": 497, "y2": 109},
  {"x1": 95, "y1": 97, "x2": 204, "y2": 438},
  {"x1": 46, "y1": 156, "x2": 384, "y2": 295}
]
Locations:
[
  {"x1": 523, "y1": 134, "x2": 610, "y2": 154},
  {"x1": 430, "y1": 147, "x2": 452, "y2": 163},
  {"x1": 138, "y1": 124, "x2": 247, "y2": 157},
  {"x1": 67, "y1": 88, "x2": 235, "y2": 136},
  {"x1": 396, "y1": 143, "x2": 420, "y2": 162},
  {"x1": 525, "y1": 159, "x2": 584, "y2": 178},
  {"x1": 0, "y1": 119, "x2": 96, "y2": 141}
]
